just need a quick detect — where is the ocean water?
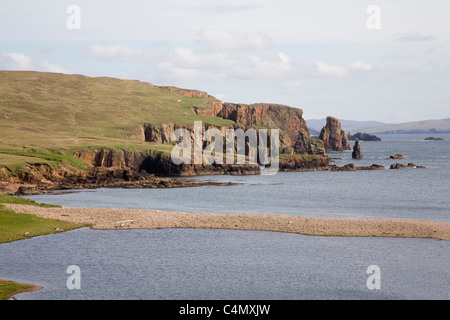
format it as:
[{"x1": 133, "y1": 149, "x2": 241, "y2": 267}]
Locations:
[
  {"x1": 1, "y1": 133, "x2": 449, "y2": 300},
  {"x1": 26, "y1": 134, "x2": 450, "y2": 222}
]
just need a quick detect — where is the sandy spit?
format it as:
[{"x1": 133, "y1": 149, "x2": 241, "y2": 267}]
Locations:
[{"x1": 4, "y1": 204, "x2": 450, "y2": 240}]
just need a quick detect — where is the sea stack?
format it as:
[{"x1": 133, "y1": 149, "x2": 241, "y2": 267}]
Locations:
[
  {"x1": 352, "y1": 139, "x2": 363, "y2": 159},
  {"x1": 319, "y1": 116, "x2": 351, "y2": 152}
]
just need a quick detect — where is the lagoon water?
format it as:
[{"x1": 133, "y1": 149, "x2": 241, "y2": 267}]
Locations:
[{"x1": 1, "y1": 134, "x2": 449, "y2": 299}]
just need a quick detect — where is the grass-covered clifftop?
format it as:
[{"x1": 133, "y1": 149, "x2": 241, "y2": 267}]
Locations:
[{"x1": 0, "y1": 71, "x2": 234, "y2": 175}]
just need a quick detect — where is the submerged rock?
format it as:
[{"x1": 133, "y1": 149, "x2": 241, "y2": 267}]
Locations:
[
  {"x1": 388, "y1": 154, "x2": 404, "y2": 159},
  {"x1": 330, "y1": 163, "x2": 384, "y2": 171},
  {"x1": 389, "y1": 163, "x2": 426, "y2": 169}
]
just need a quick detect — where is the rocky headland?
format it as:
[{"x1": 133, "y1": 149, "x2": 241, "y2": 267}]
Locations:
[{"x1": 0, "y1": 71, "x2": 426, "y2": 196}]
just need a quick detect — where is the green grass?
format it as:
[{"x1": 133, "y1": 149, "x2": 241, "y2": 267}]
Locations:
[
  {"x1": 0, "y1": 279, "x2": 42, "y2": 300},
  {"x1": 0, "y1": 71, "x2": 236, "y2": 175},
  {"x1": 0, "y1": 150, "x2": 89, "y2": 175},
  {"x1": 0, "y1": 71, "x2": 233, "y2": 150},
  {"x1": 0, "y1": 194, "x2": 87, "y2": 244},
  {"x1": 0, "y1": 208, "x2": 86, "y2": 243},
  {"x1": 0, "y1": 194, "x2": 60, "y2": 207}
]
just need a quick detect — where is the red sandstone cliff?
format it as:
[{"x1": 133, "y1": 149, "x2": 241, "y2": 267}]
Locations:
[{"x1": 319, "y1": 116, "x2": 351, "y2": 152}]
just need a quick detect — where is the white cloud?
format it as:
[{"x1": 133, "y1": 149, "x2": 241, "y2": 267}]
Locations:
[
  {"x1": 167, "y1": 47, "x2": 295, "y2": 80},
  {"x1": 309, "y1": 60, "x2": 350, "y2": 78},
  {"x1": 157, "y1": 62, "x2": 203, "y2": 83},
  {"x1": 307, "y1": 60, "x2": 388, "y2": 78},
  {"x1": 89, "y1": 44, "x2": 158, "y2": 63},
  {"x1": 40, "y1": 61, "x2": 71, "y2": 74},
  {"x1": 349, "y1": 60, "x2": 374, "y2": 71},
  {"x1": 214, "y1": 93, "x2": 228, "y2": 100},
  {"x1": 1, "y1": 51, "x2": 71, "y2": 74},
  {"x1": 199, "y1": 29, "x2": 273, "y2": 51},
  {"x1": 1, "y1": 52, "x2": 33, "y2": 70}
]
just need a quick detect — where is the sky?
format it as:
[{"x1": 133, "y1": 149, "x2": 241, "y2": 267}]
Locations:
[{"x1": 1, "y1": 0, "x2": 450, "y2": 123}]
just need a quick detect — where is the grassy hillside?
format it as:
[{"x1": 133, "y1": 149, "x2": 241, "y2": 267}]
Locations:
[
  {"x1": 0, "y1": 71, "x2": 234, "y2": 174},
  {"x1": 0, "y1": 71, "x2": 233, "y2": 148}
]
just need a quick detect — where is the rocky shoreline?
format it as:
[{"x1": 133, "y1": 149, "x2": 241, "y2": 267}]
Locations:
[{"x1": 1, "y1": 154, "x2": 428, "y2": 195}]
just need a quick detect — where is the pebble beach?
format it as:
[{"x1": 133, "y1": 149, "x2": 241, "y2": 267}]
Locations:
[{"x1": 4, "y1": 204, "x2": 450, "y2": 240}]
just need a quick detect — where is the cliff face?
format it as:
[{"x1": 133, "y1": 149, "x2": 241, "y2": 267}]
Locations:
[
  {"x1": 319, "y1": 116, "x2": 351, "y2": 152},
  {"x1": 156, "y1": 88, "x2": 320, "y2": 156},
  {"x1": 214, "y1": 103, "x2": 313, "y2": 155}
]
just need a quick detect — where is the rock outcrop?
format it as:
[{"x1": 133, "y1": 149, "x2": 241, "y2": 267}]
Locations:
[
  {"x1": 278, "y1": 155, "x2": 331, "y2": 172},
  {"x1": 352, "y1": 139, "x2": 363, "y2": 159},
  {"x1": 319, "y1": 116, "x2": 351, "y2": 152}
]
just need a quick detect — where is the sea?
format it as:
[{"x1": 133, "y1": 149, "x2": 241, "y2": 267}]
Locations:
[{"x1": 1, "y1": 134, "x2": 449, "y2": 300}]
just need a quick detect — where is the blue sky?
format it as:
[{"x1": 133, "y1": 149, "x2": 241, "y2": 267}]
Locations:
[{"x1": 1, "y1": 0, "x2": 450, "y2": 123}]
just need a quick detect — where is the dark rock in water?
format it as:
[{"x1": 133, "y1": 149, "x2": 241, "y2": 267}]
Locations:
[
  {"x1": 330, "y1": 163, "x2": 384, "y2": 171},
  {"x1": 388, "y1": 154, "x2": 404, "y2": 159},
  {"x1": 357, "y1": 164, "x2": 385, "y2": 170},
  {"x1": 352, "y1": 139, "x2": 363, "y2": 159},
  {"x1": 348, "y1": 132, "x2": 381, "y2": 141},
  {"x1": 331, "y1": 163, "x2": 357, "y2": 171},
  {"x1": 389, "y1": 163, "x2": 426, "y2": 169},
  {"x1": 425, "y1": 137, "x2": 444, "y2": 141}
]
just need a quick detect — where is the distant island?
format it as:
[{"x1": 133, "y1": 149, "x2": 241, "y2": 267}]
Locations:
[{"x1": 347, "y1": 132, "x2": 381, "y2": 141}]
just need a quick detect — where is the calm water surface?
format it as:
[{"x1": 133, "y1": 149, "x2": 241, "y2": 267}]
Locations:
[{"x1": 1, "y1": 228, "x2": 449, "y2": 300}]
